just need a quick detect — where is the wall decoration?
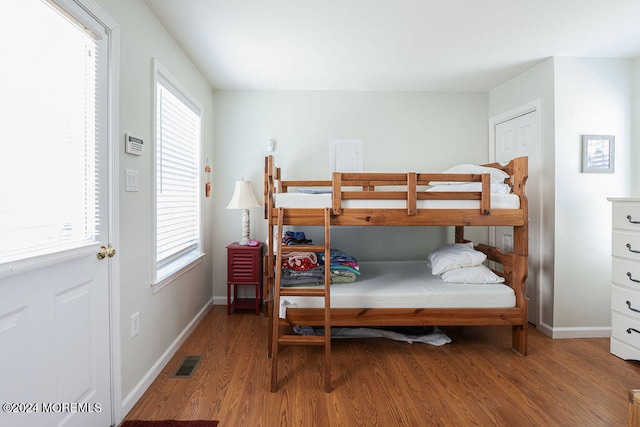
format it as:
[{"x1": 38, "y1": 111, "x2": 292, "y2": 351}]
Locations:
[
  {"x1": 205, "y1": 159, "x2": 211, "y2": 197},
  {"x1": 582, "y1": 135, "x2": 615, "y2": 173}
]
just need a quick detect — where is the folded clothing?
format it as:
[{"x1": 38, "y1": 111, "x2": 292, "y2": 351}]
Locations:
[
  {"x1": 317, "y1": 249, "x2": 360, "y2": 273},
  {"x1": 278, "y1": 243, "x2": 361, "y2": 285},
  {"x1": 282, "y1": 231, "x2": 313, "y2": 245},
  {"x1": 329, "y1": 264, "x2": 360, "y2": 275},
  {"x1": 281, "y1": 251, "x2": 319, "y2": 270}
]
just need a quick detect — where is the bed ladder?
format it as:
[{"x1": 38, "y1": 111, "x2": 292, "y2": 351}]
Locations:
[{"x1": 271, "y1": 207, "x2": 332, "y2": 393}]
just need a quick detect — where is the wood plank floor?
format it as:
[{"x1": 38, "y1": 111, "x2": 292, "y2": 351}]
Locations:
[{"x1": 124, "y1": 306, "x2": 640, "y2": 426}]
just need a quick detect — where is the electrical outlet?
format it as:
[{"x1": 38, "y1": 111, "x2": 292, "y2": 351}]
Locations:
[{"x1": 131, "y1": 312, "x2": 140, "y2": 337}]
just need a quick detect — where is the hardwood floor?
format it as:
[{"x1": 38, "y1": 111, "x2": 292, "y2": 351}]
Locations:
[{"x1": 124, "y1": 306, "x2": 640, "y2": 426}]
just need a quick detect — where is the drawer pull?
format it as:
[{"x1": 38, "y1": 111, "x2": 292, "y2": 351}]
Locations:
[
  {"x1": 628, "y1": 215, "x2": 640, "y2": 224},
  {"x1": 627, "y1": 243, "x2": 640, "y2": 254},
  {"x1": 627, "y1": 327, "x2": 640, "y2": 335},
  {"x1": 628, "y1": 272, "x2": 640, "y2": 284},
  {"x1": 627, "y1": 301, "x2": 640, "y2": 313}
]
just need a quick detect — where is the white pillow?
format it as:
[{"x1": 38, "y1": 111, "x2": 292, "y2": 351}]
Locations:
[
  {"x1": 429, "y1": 164, "x2": 509, "y2": 185},
  {"x1": 427, "y1": 242, "x2": 487, "y2": 275},
  {"x1": 441, "y1": 265, "x2": 505, "y2": 284}
]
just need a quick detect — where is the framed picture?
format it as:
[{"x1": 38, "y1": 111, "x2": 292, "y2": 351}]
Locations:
[{"x1": 582, "y1": 135, "x2": 615, "y2": 173}]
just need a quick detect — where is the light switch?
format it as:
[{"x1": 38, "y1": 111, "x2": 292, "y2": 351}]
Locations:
[{"x1": 125, "y1": 169, "x2": 139, "y2": 192}]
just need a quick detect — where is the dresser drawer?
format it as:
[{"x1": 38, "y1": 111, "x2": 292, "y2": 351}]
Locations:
[
  {"x1": 611, "y1": 285, "x2": 640, "y2": 320},
  {"x1": 612, "y1": 258, "x2": 640, "y2": 290},
  {"x1": 612, "y1": 231, "x2": 640, "y2": 261},
  {"x1": 613, "y1": 202, "x2": 640, "y2": 231},
  {"x1": 611, "y1": 311, "x2": 640, "y2": 348}
]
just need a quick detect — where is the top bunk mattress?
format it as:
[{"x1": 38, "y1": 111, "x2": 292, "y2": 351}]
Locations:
[
  {"x1": 279, "y1": 260, "x2": 516, "y2": 312},
  {"x1": 274, "y1": 192, "x2": 520, "y2": 210}
]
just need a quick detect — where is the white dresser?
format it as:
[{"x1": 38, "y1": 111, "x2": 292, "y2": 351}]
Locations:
[{"x1": 609, "y1": 198, "x2": 640, "y2": 360}]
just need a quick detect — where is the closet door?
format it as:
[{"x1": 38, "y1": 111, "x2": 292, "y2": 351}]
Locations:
[{"x1": 494, "y1": 110, "x2": 541, "y2": 326}]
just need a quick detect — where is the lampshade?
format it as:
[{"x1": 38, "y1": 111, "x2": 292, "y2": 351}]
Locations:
[
  {"x1": 226, "y1": 180, "x2": 260, "y2": 210},
  {"x1": 226, "y1": 180, "x2": 260, "y2": 245}
]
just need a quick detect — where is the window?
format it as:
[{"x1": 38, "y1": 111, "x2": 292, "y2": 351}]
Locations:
[
  {"x1": 0, "y1": 0, "x2": 103, "y2": 264},
  {"x1": 153, "y1": 60, "x2": 203, "y2": 288}
]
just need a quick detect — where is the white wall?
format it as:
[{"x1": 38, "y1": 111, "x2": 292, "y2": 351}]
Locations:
[
  {"x1": 634, "y1": 58, "x2": 640, "y2": 196},
  {"x1": 211, "y1": 91, "x2": 490, "y2": 301},
  {"x1": 94, "y1": 0, "x2": 214, "y2": 407},
  {"x1": 489, "y1": 58, "x2": 557, "y2": 331},
  {"x1": 490, "y1": 57, "x2": 635, "y2": 337},
  {"x1": 553, "y1": 58, "x2": 633, "y2": 330}
]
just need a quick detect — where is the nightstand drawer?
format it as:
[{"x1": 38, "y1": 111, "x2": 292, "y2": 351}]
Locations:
[
  {"x1": 613, "y1": 202, "x2": 640, "y2": 231},
  {"x1": 612, "y1": 285, "x2": 640, "y2": 320},
  {"x1": 612, "y1": 258, "x2": 640, "y2": 290},
  {"x1": 612, "y1": 231, "x2": 640, "y2": 262},
  {"x1": 229, "y1": 252, "x2": 259, "y2": 281},
  {"x1": 611, "y1": 311, "x2": 640, "y2": 348}
]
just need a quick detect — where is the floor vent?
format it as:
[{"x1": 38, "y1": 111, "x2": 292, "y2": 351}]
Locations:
[{"x1": 172, "y1": 355, "x2": 202, "y2": 378}]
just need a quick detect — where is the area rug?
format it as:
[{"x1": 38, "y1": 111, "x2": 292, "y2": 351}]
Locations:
[{"x1": 121, "y1": 421, "x2": 219, "y2": 427}]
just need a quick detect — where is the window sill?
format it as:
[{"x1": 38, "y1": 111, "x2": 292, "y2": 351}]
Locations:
[{"x1": 152, "y1": 252, "x2": 205, "y2": 294}]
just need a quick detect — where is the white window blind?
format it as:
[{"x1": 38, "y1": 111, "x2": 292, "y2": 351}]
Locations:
[
  {"x1": 155, "y1": 66, "x2": 202, "y2": 280},
  {"x1": 0, "y1": 0, "x2": 99, "y2": 263}
]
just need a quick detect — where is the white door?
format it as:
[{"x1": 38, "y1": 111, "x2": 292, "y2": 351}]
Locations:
[
  {"x1": 0, "y1": 1, "x2": 114, "y2": 426},
  {"x1": 493, "y1": 109, "x2": 541, "y2": 325}
]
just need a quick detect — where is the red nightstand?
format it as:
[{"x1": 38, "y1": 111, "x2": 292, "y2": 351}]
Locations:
[{"x1": 226, "y1": 242, "x2": 264, "y2": 315}]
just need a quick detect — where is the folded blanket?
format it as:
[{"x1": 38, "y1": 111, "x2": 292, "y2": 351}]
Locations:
[
  {"x1": 281, "y1": 278, "x2": 324, "y2": 287},
  {"x1": 297, "y1": 188, "x2": 332, "y2": 194},
  {"x1": 282, "y1": 267, "x2": 323, "y2": 279},
  {"x1": 426, "y1": 182, "x2": 510, "y2": 194},
  {"x1": 330, "y1": 270, "x2": 357, "y2": 284},
  {"x1": 280, "y1": 266, "x2": 324, "y2": 286}
]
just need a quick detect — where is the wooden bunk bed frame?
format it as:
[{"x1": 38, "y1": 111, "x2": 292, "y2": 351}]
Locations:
[{"x1": 263, "y1": 155, "x2": 529, "y2": 389}]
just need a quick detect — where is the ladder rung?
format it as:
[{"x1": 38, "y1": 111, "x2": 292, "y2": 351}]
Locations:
[
  {"x1": 278, "y1": 335, "x2": 326, "y2": 346},
  {"x1": 280, "y1": 245, "x2": 327, "y2": 253},
  {"x1": 281, "y1": 288, "x2": 326, "y2": 297}
]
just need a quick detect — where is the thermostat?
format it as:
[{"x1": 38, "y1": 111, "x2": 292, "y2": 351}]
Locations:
[{"x1": 125, "y1": 133, "x2": 144, "y2": 156}]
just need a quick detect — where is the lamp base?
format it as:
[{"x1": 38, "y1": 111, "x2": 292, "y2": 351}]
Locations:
[{"x1": 238, "y1": 209, "x2": 251, "y2": 246}]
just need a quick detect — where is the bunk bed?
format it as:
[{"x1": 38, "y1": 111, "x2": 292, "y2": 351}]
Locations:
[{"x1": 263, "y1": 154, "x2": 529, "y2": 392}]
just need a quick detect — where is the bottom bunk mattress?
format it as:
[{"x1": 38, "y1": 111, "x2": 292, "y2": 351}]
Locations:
[{"x1": 279, "y1": 260, "x2": 516, "y2": 315}]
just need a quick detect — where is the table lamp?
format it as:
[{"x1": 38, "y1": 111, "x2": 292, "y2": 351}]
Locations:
[{"x1": 226, "y1": 180, "x2": 261, "y2": 245}]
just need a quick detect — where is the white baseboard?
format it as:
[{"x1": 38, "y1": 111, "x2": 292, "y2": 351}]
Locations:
[
  {"x1": 120, "y1": 297, "x2": 213, "y2": 417},
  {"x1": 535, "y1": 321, "x2": 611, "y2": 339},
  {"x1": 550, "y1": 326, "x2": 611, "y2": 339},
  {"x1": 212, "y1": 296, "x2": 227, "y2": 305},
  {"x1": 535, "y1": 321, "x2": 554, "y2": 337}
]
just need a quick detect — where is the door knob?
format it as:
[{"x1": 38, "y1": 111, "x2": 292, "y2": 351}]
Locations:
[{"x1": 97, "y1": 244, "x2": 116, "y2": 260}]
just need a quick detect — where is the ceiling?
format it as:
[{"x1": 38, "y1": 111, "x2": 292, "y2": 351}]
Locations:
[{"x1": 143, "y1": 0, "x2": 640, "y2": 92}]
